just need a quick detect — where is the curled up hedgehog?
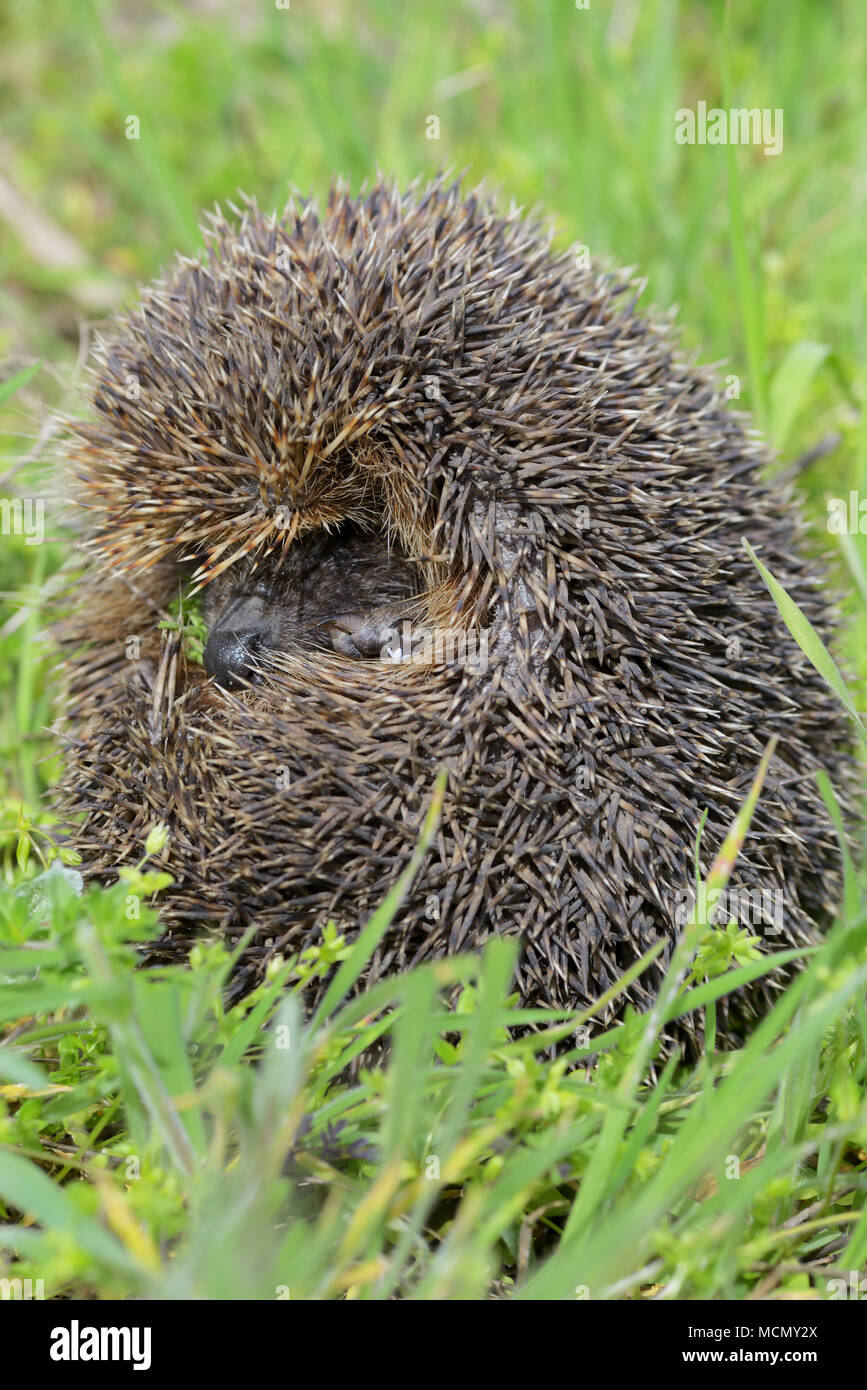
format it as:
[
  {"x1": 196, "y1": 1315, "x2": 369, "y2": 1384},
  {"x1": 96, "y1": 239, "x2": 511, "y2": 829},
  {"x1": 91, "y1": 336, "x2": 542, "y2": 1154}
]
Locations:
[{"x1": 55, "y1": 176, "x2": 853, "y2": 1052}]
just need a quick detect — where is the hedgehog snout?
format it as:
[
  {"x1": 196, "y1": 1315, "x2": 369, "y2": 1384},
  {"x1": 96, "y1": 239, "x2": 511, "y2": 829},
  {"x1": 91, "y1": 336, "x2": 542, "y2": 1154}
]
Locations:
[{"x1": 203, "y1": 593, "x2": 274, "y2": 689}]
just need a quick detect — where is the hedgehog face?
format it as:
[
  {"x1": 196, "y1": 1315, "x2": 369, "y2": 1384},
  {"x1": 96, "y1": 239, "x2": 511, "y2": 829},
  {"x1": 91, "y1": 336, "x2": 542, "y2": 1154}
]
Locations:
[{"x1": 200, "y1": 523, "x2": 422, "y2": 686}]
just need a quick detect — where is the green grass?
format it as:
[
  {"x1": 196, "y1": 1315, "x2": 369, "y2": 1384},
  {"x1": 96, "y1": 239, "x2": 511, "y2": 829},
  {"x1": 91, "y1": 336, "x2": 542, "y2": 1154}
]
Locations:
[
  {"x1": 0, "y1": 0, "x2": 866, "y2": 1300},
  {"x1": 1, "y1": 756, "x2": 866, "y2": 1300}
]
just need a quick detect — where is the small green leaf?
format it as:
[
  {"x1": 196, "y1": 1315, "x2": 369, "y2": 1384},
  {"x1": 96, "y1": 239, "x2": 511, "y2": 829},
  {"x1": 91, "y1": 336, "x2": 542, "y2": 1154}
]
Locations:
[
  {"x1": 144, "y1": 823, "x2": 170, "y2": 857},
  {"x1": 15, "y1": 832, "x2": 31, "y2": 873},
  {"x1": 743, "y1": 538, "x2": 867, "y2": 754}
]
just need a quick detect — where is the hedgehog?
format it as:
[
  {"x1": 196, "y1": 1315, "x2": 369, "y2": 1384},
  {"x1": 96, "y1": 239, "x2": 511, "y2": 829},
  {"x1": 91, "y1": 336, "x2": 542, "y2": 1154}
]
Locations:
[{"x1": 54, "y1": 175, "x2": 853, "y2": 1053}]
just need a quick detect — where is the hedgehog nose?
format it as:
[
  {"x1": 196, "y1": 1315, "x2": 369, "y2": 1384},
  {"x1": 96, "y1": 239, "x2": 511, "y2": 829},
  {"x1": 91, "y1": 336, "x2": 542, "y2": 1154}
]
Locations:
[
  {"x1": 204, "y1": 592, "x2": 276, "y2": 689},
  {"x1": 204, "y1": 626, "x2": 270, "y2": 689}
]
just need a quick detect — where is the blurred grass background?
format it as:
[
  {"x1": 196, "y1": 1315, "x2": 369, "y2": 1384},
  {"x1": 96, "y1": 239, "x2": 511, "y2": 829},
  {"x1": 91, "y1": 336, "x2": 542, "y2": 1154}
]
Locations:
[{"x1": 2, "y1": 0, "x2": 865, "y2": 397}]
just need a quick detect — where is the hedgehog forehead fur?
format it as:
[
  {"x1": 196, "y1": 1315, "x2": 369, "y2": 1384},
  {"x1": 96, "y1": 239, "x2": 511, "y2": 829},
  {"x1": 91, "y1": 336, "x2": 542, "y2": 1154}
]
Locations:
[{"x1": 57, "y1": 174, "x2": 852, "y2": 1051}]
